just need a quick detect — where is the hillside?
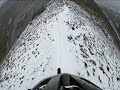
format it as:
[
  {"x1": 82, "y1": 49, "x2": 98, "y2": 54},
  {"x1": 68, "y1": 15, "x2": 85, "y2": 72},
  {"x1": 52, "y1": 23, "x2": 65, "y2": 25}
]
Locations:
[{"x1": 0, "y1": 0, "x2": 120, "y2": 90}]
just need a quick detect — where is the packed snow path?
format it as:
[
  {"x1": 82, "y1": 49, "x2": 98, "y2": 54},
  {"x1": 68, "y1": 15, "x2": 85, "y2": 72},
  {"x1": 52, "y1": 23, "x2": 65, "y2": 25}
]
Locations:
[{"x1": 0, "y1": 0, "x2": 120, "y2": 90}]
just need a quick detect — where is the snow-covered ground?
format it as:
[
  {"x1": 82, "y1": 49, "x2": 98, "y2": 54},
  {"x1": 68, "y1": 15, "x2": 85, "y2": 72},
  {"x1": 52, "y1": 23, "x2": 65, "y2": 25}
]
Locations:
[{"x1": 0, "y1": 0, "x2": 120, "y2": 90}]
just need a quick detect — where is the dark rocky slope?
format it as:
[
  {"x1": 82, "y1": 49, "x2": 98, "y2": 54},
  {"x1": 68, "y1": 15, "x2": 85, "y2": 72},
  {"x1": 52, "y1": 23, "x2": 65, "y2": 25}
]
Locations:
[
  {"x1": 96, "y1": 4, "x2": 120, "y2": 38},
  {"x1": 73, "y1": 0, "x2": 120, "y2": 50},
  {"x1": 0, "y1": 0, "x2": 51, "y2": 63}
]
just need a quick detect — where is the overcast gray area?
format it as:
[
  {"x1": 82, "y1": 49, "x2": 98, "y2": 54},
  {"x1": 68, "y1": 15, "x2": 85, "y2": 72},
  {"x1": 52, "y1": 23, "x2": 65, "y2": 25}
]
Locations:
[
  {"x1": 1, "y1": 0, "x2": 120, "y2": 12},
  {"x1": 0, "y1": 0, "x2": 7, "y2": 7},
  {"x1": 95, "y1": 0, "x2": 120, "y2": 11}
]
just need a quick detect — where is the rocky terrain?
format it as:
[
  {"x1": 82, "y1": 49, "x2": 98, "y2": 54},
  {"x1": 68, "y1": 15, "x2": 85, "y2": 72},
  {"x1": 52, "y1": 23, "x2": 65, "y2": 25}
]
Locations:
[
  {"x1": 0, "y1": 0, "x2": 120, "y2": 90},
  {"x1": 0, "y1": 0, "x2": 51, "y2": 63},
  {"x1": 95, "y1": 0, "x2": 120, "y2": 39}
]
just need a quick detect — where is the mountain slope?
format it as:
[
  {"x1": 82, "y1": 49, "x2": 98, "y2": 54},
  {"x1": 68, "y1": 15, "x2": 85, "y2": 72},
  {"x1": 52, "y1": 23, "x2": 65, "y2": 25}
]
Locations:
[
  {"x1": 0, "y1": 0, "x2": 51, "y2": 63},
  {"x1": 0, "y1": 0, "x2": 120, "y2": 90},
  {"x1": 94, "y1": 3, "x2": 120, "y2": 38}
]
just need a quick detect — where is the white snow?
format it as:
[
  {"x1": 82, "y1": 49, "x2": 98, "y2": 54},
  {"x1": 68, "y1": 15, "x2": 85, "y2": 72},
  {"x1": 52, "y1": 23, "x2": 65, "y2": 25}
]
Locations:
[
  {"x1": 8, "y1": 18, "x2": 12, "y2": 25},
  {"x1": 0, "y1": 0, "x2": 120, "y2": 90}
]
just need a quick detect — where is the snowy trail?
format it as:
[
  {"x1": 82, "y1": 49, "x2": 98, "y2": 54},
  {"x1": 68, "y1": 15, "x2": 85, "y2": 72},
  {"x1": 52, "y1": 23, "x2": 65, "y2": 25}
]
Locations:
[{"x1": 0, "y1": 0, "x2": 120, "y2": 90}]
